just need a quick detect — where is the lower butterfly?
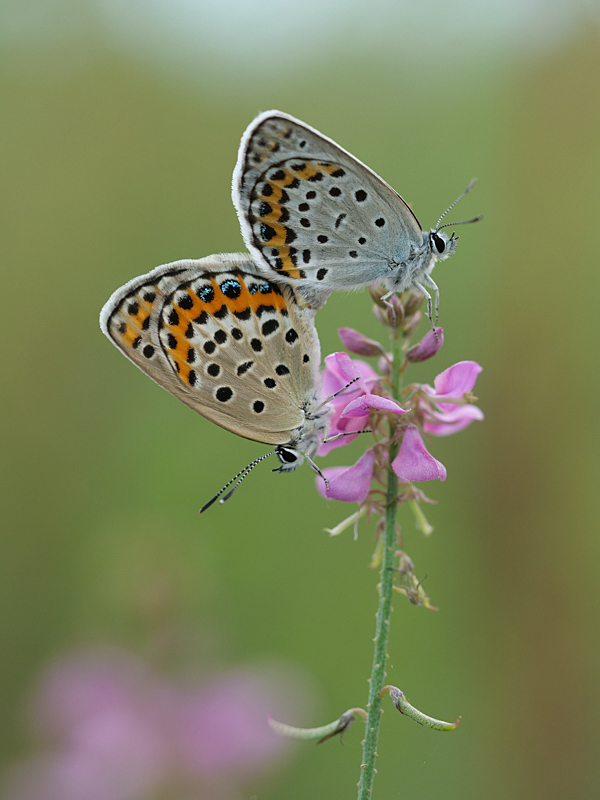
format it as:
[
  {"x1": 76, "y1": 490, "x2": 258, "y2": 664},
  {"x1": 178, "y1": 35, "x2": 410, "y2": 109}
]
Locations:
[{"x1": 100, "y1": 253, "x2": 337, "y2": 511}]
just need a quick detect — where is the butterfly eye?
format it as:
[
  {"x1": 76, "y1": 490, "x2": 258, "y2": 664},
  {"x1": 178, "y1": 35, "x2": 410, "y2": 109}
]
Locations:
[
  {"x1": 431, "y1": 233, "x2": 445, "y2": 254},
  {"x1": 277, "y1": 447, "x2": 298, "y2": 464}
]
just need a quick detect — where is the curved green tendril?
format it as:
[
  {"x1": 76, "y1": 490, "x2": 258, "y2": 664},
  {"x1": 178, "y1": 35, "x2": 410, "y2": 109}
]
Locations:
[
  {"x1": 269, "y1": 708, "x2": 367, "y2": 744},
  {"x1": 380, "y1": 685, "x2": 460, "y2": 731}
]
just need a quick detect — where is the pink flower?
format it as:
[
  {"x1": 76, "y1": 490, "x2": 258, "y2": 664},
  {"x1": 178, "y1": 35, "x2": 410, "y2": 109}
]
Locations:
[
  {"x1": 420, "y1": 361, "x2": 483, "y2": 436},
  {"x1": 315, "y1": 450, "x2": 374, "y2": 502},
  {"x1": 318, "y1": 353, "x2": 379, "y2": 455},
  {"x1": 337, "y1": 327, "x2": 384, "y2": 356},
  {"x1": 392, "y1": 426, "x2": 447, "y2": 482},
  {"x1": 405, "y1": 328, "x2": 444, "y2": 362}
]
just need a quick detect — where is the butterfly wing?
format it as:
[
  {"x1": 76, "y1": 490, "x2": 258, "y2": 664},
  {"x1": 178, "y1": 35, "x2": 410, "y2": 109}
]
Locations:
[
  {"x1": 100, "y1": 253, "x2": 322, "y2": 446},
  {"x1": 232, "y1": 110, "x2": 425, "y2": 307}
]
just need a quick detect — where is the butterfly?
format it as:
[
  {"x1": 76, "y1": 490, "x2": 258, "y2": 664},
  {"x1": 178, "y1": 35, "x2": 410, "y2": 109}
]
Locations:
[
  {"x1": 100, "y1": 253, "x2": 334, "y2": 511},
  {"x1": 232, "y1": 110, "x2": 480, "y2": 322}
]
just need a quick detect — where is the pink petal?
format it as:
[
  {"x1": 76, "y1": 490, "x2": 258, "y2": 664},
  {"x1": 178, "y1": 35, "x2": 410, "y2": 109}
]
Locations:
[
  {"x1": 424, "y1": 405, "x2": 484, "y2": 436},
  {"x1": 405, "y1": 328, "x2": 444, "y2": 362},
  {"x1": 392, "y1": 426, "x2": 447, "y2": 482},
  {"x1": 433, "y1": 361, "x2": 482, "y2": 398},
  {"x1": 340, "y1": 394, "x2": 408, "y2": 418},
  {"x1": 338, "y1": 328, "x2": 384, "y2": 356},
  {"x1": 322, "y1": 353, "x2": 378, "y2": 396},
  {"x1": 315, "y1": 450, "x2": 374, "y2": 502}
]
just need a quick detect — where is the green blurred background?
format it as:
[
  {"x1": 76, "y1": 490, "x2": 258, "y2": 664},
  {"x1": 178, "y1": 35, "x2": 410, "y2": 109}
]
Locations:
[{"x1": 3, "y1": 0, "x2": 600, "y2": 797}]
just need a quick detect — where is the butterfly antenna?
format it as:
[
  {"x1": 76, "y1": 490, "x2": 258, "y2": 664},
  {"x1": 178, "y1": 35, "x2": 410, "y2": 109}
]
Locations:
[
  {"x1": 309, "y1": 377, "x2": 360, "y2": 415},
  {"x1": 435, "y1": 178, "x2": 477, "y2": 231},
  {"x1": 436, "y1": 215, "x2": 482, "y2": 232},
  {"x1": 199, "y1": 451, "x2": 277, "y2": 513}
]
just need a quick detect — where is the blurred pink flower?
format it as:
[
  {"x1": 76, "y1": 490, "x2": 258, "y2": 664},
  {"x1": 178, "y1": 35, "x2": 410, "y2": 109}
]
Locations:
[
  {"x1": 4, "y1": 648, "x2": 309, "y2": 800},
  {"x1": 315, "y1": 450, "x2": 375, "y2": 502},
  {"x1": 392, "y1": 426, "x2": 447, "y2": 483}
]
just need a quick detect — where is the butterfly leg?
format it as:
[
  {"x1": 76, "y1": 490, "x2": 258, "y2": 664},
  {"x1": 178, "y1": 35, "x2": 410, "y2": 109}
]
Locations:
[
  {"x1": 305, "y1": 455, "x2": 329, "y2": 491},
  {"x1": 414, "y1": 281, "x2": 440, "y2": 343},
  {"x1": 322, "y1": 430, "x2": 373, "y2": 444},
  {"x1": 380, "y1": 290, "x2": 398, "y2": 325},
  {"x1": 421, "y1": 274, "x2": 440, "y2": 325}
]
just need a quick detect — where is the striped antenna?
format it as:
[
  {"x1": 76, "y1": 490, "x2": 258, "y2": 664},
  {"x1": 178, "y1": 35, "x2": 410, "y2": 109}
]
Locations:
[{"x1": 199, "y1": 451, "x2": 277, "y2": 513}]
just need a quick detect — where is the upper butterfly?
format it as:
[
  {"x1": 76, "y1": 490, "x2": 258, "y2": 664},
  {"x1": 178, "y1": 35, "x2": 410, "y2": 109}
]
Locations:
[
  {"x1": 100, "y1": 253, "x2": 331, "y2": 510},
  {"x1": 232, "y1": 110, "x2": 480, "y2": 320}
]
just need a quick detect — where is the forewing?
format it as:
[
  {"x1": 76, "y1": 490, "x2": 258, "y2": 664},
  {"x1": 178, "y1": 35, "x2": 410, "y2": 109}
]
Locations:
[
  {"x1": 100, "y1": 253, "x2": 320, "y2": 446},
  {"x1": 232, "y1": 111, "x2": 424, "y2": 300}
]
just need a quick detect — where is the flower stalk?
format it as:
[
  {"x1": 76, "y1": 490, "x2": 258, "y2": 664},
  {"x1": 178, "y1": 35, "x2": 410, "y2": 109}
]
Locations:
[{"x1": 357, "y1": 326, "x2": 403, "y2": 800}]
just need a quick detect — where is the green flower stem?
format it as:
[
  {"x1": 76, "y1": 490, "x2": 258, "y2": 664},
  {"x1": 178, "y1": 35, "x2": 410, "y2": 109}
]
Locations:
[{"x1": 357, "y1": 327, "x2": 404, "y2": 800}]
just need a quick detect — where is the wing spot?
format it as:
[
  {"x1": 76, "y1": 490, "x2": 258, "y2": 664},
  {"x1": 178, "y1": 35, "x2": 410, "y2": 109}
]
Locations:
[
  {"x1": 270, "y1": 169, "x2": 285, "y2": 181},
  {"x1": 251, "y1": 338, "x2": 262, "y2": 352},
  {"x1": 335, "y1": 213, "x2": 347, "y2": 228},
  {"x1": 285, "y1": 329, "x2": 298, "y2": 344},
  {"x1": 143, "y1": 292, "x2": 155, "y2": 303},
  {"x1": 317, "y1": 235, "x2": 329, "y2": 244},
  {"x1": 177, "y1": 294, "x2": 193, "y2": 310},
  {"x1": 197, "y1": 285, "x2": 215, "y2": 303},
  {"x1": 264, "y1": 378, "x2": 276, "y2": 388},
  {"x1": 358, "y1": 237, "x2": 367, "y2": 245},
  {"x1": 317, "y1": 268, "x2": 328, "y2": 280},
  {"x1": 231, "y1": 328, "x2": 243, "y2": 340},
  {"x1": 187, "y1": 347, "x2": 196, "y2": 363},
  {"x1": 128, "y1": 302, "x2": 139, "y2": 316},
  {"x1": 142, "y1": 317, "x2": 150, "y2": 330},
  {"x1": 302, "y1": 249, "x2": 311, "y2": 264},
  {"x1": 300, "y1": 218, "x2": 311, "y2": 228},
  {"x1": 306, "y1": 190, "x2": 316, "y2": 199},
  {"x1": 167, "y1": 333, "x2": 177, "y2": 349},
  {"x1": 262, "y1": 319, "x2": 279, "y2": 336},
  {"x1": 188, "y1": 370, "x2": 197, "y2": 387},
  {"x1": 234, "y1": 307, "x2": 252, "y2": 321},
  {"x1": 303, "y1": 354, "x2": 310, "y2": 363},
  {"x1": 168, "y1": 309, "x2": 179, "y2": 326},
  {"x1": 355, "y1": 189, "x2": 367, "y2": 202},
  {"x1": 207, "y1": 363, "x2": 220, "y2": 377},
  {"x1": 349, "y1": 250, "x2": 358, "y2": 258},
  {"x1": 143, "y1": 345, "x2": 154, "y2": 358},
  {"x1": 375, "y1": 217, "x2": 386, "y2": 227},
  {"x1": 214, "y1": 330, "x2": 227, "y2": 345},
  {"x1": 329, "y1": 187, "x2": 341, "y2": 197},
  {"x1": 132, "y1": 336, "x2": 142, "y2": 349},
  {"x1": 214, "y1": 304, "x2": 229, "y2": 319},
  {"x1": 299, "y1": 202, "x2": 309, "y2": 211},
  {"x1": 331, "y1": 168, "x2": 346, "y2": 178},
  {"x1": 204, "y1": 341, "x2": 216, "y2": 355},
  {"x1": 237, "y1": 361, "x2": 253, "y2": 376},
  {"x1": 117, "y1": 322, "x2": 126, "y2": 334},
  {"x1": 275, "y1": 364, "x2": 290, "y2": 375},
  {"x1": 253, "y1": 400, "x2": 265, "y2": 413},
  {"x1": 220, "y1": 279, "x2": 242, "y2": 299},
  {"x1": 216, "y1": 387, "x2": 233, "y2": 402},
  {"x1": 185, "y1": 322, "x2": 194, "y2": 339}
]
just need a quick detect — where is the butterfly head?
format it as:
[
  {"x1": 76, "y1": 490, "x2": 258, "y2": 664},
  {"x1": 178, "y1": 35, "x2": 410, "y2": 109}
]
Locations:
[
  {"x1": 428, "y1": 229, "x2": 458, "y2": 261},
  {"x1": 274, "y1": 445, "x2": 304, "y2": 473}
]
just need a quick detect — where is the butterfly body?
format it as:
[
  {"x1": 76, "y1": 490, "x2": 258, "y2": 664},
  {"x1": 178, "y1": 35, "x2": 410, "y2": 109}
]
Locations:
[
  {"x1": 233, "y1": 110, "x2": 467, "y2": 311},
  {"x1": 100, "y1": 253, "x2": 330, "y2": 472}
]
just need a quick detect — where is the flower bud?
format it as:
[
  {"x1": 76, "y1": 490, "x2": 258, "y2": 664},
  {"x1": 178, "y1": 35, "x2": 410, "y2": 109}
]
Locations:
[
  {"x1": 403, "y1": 290, "x2": 424, "y2": 316},
  {"x1": 406, "y1": 328, "x2": 444, "y2": 362},
  {"x1": 402, "y1": 309, "x2": 422, "y2": 337},
  {"x1": 338, "y1": 327, "x2": 384, "y2": 357}
]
